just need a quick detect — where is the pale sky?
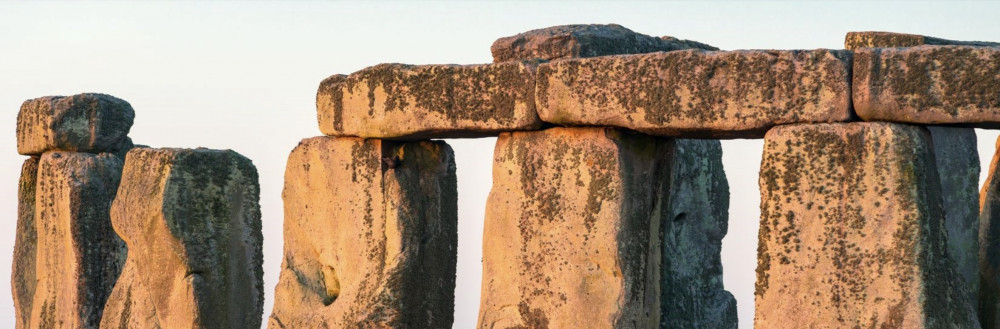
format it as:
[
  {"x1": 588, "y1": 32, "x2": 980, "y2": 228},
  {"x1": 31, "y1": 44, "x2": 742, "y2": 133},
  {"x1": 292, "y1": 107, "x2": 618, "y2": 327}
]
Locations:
[{"x1": 2, "y1": 1, "x2": 999, "y2": 328}]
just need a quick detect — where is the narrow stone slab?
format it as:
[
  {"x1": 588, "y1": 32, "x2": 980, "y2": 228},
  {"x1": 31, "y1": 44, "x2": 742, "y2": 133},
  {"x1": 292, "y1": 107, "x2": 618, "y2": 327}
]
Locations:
[
  {"x1": 12, "y1": 157, "x2": 38, "y2": 329},
  {"x1": 756, "y1": 122, "x2": 977, "y2": 328},
  {"x1": 100, "y1": 148, "x2": 263, "y2": 329},
  {"x1": 17, "y1": 152, "x2": 125, "y2": 329},
  {"x1": 16, "y1": 93, "x2": 135, "y2": 155},
  {"x1": 536, "y1": 49, "x2": 853, "y2": 138},
  {"x1": 661, "y1": 140, "x2": 737, "y2": 329},
  {"x1": 853, "y1": 45, "x2": 1000, "y2": 126},
  {"x1": 479, "y1": 127, "x2": 668, "y2": 329},
  {"x1": 316, "y1": 61, "x2": 541, "y2": 139},
  {"x1": 491, "y1": 24, "x2": 717, "y2": 63},
  {"x1": 978, "y1": 135, "x2": 1000, "y2": 328},
  {"x1": 845, "y1": 31, "x2": 1000, "y2": 50},
  {"x1": 269, "y1": 137, "x2": 457, "y2": 328}
]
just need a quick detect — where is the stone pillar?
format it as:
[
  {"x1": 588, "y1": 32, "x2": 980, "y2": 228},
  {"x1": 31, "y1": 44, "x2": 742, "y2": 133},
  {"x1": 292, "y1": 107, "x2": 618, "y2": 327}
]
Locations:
[
  {"x1": 979, "y1": 136, "x2": 1000, "y2": 328},
  {"x1": 12, "y1": 157, "x2": 38, "y2": 329},
  {"x1": 26, "y1": 152, "x2": 125, "y2": 329},
  {"x1": 478, "y1": 127, "x2": 669, "y2": 329},
  {"x1": 755, "y1": 122, "x2": 977, "y2": 328},
  {"x1": 269, "y1": 137, "x2": 457, "y2": 328},
  {"x1": 661, "y1": 140, "x2": 737, "y2": 329},
  {"x1": 100, "y1": 148, "x2": 263, "y2": 328}
]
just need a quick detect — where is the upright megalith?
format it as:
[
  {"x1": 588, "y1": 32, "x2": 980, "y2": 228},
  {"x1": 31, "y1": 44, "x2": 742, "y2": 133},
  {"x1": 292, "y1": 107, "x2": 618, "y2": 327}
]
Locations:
[
  {"x1": 660, "y1": 140, "x2": 737, "y2": 329},
  {"x1": 535, "y1": 49, "x2": 854, "y2": 138},
  {"x1": 479, "y1": 127, "x2": 669, "y2": 329},
  {"x1": 100, "y1": 148, "x2": 263, "y2": 329},
  {"x1": 316, "y1": 62, "x2": 541, "y2": 139},
  {"x1": 12, "y1": 157, "x2": 39, "y2": 329},
  {"x1": 16, "y1": 93, "x2": 135, "y2": 155},
  {"x1": 490, "y1": 24, "x2": 717, "y2": 63},
  {"x1": 978, "y1": 136, "x2": 1000, "y2": 328},
  {"x1": 269, "y1": 137, "x2": 457, "y2": 328},
  {"x1": 21, "y1": 152, "x2": 126, "y2": 329},
  {"x1": 756, "y1": 122, "x2": 978, "y2": 328}
]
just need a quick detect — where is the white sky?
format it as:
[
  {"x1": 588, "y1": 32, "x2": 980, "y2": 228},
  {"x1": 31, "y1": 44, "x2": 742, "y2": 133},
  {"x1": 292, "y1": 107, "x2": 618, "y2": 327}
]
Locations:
[{"x1": 1, "y1": 1, "x2": 999, "y2": 328}]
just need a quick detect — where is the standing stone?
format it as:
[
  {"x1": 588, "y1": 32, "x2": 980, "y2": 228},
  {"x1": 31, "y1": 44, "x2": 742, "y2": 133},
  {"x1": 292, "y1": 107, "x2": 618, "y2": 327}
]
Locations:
[
  {"x1": 490, "y1": 24, "x2": 717, "y2": 63},
  {"x1": 756, "y1": 122, "x2": 977, "y2": 328},
  {"x1": 853, "y1": 45, "x2": 1000, "y2": 126},
  {"x1": 479, "y1": 127, "x2": 669, "y2": 329},
  {"x1": 930, "y1": 127, "x2": 982, "y2": 316},
  {"x1": 99, "y1": 148, "x2": 263, "y2": 329},
  {"x1": 316, "y1": 62, "x2": 541, "y2": 139},
  {"x1": 978, "y1": 136, "x2": 1000, "y2": 328},
  {"x1": 12, "y1": 157, "x2": 39, "y2": 329},
  {"x1": 20, "y1": 152, "x2": 125, "y2": 329},
  {"x1": 535, "y1": 49, "x2": 853, "y2": 138},
  {"x1": 269, "y1": 137, "x2": 457, "y2": 328},
  {"x1": 16, "y1": 93, "x2": 135, "y2": 155},
  {"x1": 661, "y1": 140, "x2": 737, "y2": 329}
]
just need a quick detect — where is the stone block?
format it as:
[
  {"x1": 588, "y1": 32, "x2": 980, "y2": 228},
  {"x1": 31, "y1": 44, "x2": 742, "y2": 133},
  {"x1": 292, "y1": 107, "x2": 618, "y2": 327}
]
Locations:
[
  {"x1": 16, "y1": 93, "x2": 135, "y2": 155},
  {"x1": 491, "y1": 24, "x2": 717, "y2": 63}
]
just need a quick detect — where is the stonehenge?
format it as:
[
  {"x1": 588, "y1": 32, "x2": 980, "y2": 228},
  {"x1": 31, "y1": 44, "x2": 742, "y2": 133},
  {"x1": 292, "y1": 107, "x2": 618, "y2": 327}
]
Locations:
[{"x1": 11, "y1": 24, "x2": 1000, "y2": 328}]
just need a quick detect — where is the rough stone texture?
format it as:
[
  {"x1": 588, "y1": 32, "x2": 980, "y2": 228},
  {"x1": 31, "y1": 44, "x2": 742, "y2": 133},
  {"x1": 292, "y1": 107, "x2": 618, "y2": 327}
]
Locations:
[
  {"x1": 660, "y1": 140, "x2": 737, "y2": 329},
  {"x1": 845, "y1": 31, "x2": 1000, "y2": 51},
  {"x1": 478, "y1": 127, "x2": 669, "y2": 329},
  {"x1": 15, "y1": 152, "x2": 126, "y2": 329},
  {"x1": 316, "y1": 62, "x2": 541, "y2": 139},
  {"x1": 490, "y1": 24, "x2": 717, "y2": 63},
  {"x1": 756, "y1": 122, "x2": 978, "y2": 328},
  {"x1": 12, "y1": 157, "x2": 38, "y2": 329},
  {"x1": 978, "y1": 135, "x2": 1000, "y2": 328},
  {"x1": 536, "y1": 49, "x2": 853, "y2": 138},
  {"x1": 16, "y1": 93, "x2": 135, "y2": 155},
  {"x1": 927, "y1": 126, "x2": 982, "y2": 312},
  {"x1": 269, "y1": 137, "x2": 457, "y2": 328},
  {"x1": 853, "y1": 45, "x2": 1000, "y2": 126},
  {"x1": 100, "y1": 148, "x2": 263, "y2": 329}
]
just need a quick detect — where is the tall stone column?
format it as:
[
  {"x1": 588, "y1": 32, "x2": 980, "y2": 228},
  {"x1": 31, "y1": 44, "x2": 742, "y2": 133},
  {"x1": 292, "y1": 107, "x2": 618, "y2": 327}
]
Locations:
[
  {"x1": 269, "y1": 137, "x2": 457, "y2": 328},
  {"x1": 755, "y1": 122, "x2": 977, "y2": 328},
  {"x1": 478, "y1": 127, "x2": 670, "y2": 329},
  {"x1": 978, "y1": 136, "x2": 1000, "y2": 328},
  {"x1": 100, "y1": 148, "x2": 263, "y2": 329},
  {"x1": 12, "y1": 157, "x2": 38, "y2": 329}
]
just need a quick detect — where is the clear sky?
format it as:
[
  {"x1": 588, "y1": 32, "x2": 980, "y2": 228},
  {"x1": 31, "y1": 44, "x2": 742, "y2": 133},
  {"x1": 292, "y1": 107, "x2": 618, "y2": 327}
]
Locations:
[{"x1": 2, "y1": 1, "x2": 999, "y2": 328}]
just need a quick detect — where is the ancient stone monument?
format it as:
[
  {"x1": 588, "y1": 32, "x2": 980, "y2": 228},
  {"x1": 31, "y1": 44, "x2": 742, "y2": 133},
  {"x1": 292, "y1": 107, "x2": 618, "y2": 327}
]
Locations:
[{"x1": 12, "y1": 24, "x2": 1000, "y2": 329}]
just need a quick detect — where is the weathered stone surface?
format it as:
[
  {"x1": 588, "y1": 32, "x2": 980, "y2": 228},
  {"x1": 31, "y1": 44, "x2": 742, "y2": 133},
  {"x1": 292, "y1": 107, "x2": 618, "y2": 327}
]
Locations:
[
  {"x1": 845, "y1": 31, "x2": 1000, "y2": 51},
  {"x1": 853, "y1": 45, "x2": 1000, "y2": 126},
  {"x1": 316, "y1": 62, "x2": 541, "y2": 139},
  {"x1": 661, "y1": 139, "x2": 737, "y2": 329},
  {"x1": 16, "y1": 93, "x2": 135, "y2": 155},
  {"x1": 100, "y1": 148, "x2": 263, "y2": 329},
  {"x1": 479, "y1": 127, "x2": 668, "y2": 329},
  {"x1": 756, "y1": 122, "x2": 977, "y2": 328},
  {"x1": 536, "y1": 49, "x2": 853, "y2": 138},
  {"x1": 490, "y1": 24, "x2": 717, "y2": 63},
  {"x1": 927, "y1": 126, "x2": 981, "y2": 311},
  {"x1": 15, "y1": 152, "x2": 125, "y2": 329},
  {"x1": 269, "y1": 137, "x2": 457, "y2": 328},
  {"x1": 12, "y1": 157, "x2": 38, "y2": 329},
  {"x1": 978, "y1": 135, "x2": 1000, "y2": 328}
]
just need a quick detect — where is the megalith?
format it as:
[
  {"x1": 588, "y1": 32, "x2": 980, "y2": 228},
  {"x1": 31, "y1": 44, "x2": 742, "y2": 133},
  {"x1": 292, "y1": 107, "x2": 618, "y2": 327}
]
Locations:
[
  {"x1": 755, "y1": 122, "x2": 977, "y2": 328},
  {"x1": 268, "y1": 137, "x2": 457, "y2": 328},
  {"x1": 490, "y1": 24, "x2": 717, "y2": 63},
  {"x1": 12, "y1": 157, "x2": 39, "y2": 329},
  {"x1": 99, "y1": 148, "x2": 263, "y2": 329},
  {"x1": 478, "y1": 127, "x2": 669, "y2": 329},
  {"x1": 16, "y1": 94, "x2": 135, "y2": 155}
]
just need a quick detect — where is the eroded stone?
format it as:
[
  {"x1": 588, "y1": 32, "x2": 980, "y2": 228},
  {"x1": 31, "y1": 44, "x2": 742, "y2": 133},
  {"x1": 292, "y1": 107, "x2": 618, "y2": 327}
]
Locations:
[
  {"x1": 316, "y1": 62, "x2": 541, "y2": 139},
  {"x1": 268, "y1": 137, "x2": 457, "y2": 328},
  {"x1": 16, "y1": 93, "x2": 135, "y2": 155},
  {"x1": 756, "y1": 122, "x2": 977, "y2": 328},
  {"x1": 853, "y1": 45, "x2": 1000, "y2": 126},
  {"x1": 845, "y1": 31, "x2": 1000, "y2": 51},
  {"x1": 19, "y1": 152, "x2": 125, "y2": 329},
  {"x1": 661, "y1": 140, "x2": 737, "y2": 329},
  {"x1": 100, "y1": 148, "x2": 263, "y2": 329},
  {"x1": 478, "y1": 127, "x2": 668, "y2": 329},
  {"x1": 490, "y1": 24, "x2": 717, "y2": 63},
  {"x1": 978, "y1": 135, "x2": 1000, "y2": 328},
  {"x1": 536, "y1": 49, "x2": 853, "y2": 138}
]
